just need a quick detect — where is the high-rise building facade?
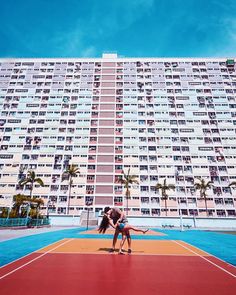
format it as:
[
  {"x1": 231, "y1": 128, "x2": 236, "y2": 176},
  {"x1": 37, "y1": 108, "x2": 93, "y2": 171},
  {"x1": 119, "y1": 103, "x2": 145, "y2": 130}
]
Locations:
[{"x1": 0, "y1": 53, "x2": 236, "y2": 218}]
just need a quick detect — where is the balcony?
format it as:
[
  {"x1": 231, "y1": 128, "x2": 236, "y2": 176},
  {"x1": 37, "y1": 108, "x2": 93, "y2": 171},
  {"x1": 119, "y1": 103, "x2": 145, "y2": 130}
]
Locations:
[
  {"x1": 111, "y1": 199, "x2": 122, "y2": 206},
  {"x1": 115, "y1": 148, "x2": 123, "y2": 154},
  {"x1": 88, "y1": 156, "x2": 96, "y2": 163},
  {"x1": 115, "y1": 139, "x2": 123, "y2": 145},
  {"x1": 115, "y1": 130, "x2": 123, "y2": 135},
  {"x1": 87, "y1": 178, "x2": 95, "y2": 183}
]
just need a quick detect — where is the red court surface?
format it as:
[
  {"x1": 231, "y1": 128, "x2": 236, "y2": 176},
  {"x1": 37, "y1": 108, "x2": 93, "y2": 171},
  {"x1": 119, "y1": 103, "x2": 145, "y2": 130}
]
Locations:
[{"x1": 0, "y1": 238, "x2": 236, "y2": 295}]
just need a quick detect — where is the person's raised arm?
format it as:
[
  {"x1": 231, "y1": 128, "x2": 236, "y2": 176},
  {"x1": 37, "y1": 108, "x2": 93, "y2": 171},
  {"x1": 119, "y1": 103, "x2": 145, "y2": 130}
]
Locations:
[{"x1": 106, "y1": 214, "x2": 117, "y2": 229}]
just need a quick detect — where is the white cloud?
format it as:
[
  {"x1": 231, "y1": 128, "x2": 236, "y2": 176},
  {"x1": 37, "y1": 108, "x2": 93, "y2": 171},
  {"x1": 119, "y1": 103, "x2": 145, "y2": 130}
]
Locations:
[
  {"x1": 60, "y1": 0, "x2": 155, "y2": 56},
  {"x1": 211, "y1": 18, "x2": 236, "y2": 57},
  {"x1": 0, "y1": 0, "x2": 156, "y2": 57},
  {"x1": 81, "y1": 46, "x2": 97, "y2": 57},
  {"x1": 90, "y1": 0, "x2": 155, "y2": 35},
  {"x1": 45, "y1": 0, "x2": 155, "y2": 57}
]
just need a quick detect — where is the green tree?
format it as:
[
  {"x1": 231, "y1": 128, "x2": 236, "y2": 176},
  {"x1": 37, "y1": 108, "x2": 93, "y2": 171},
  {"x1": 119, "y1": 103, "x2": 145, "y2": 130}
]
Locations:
[
  {"x1": 120, "y1": 168, "x2": 139, "y2": 215},
  {"x1": 156, "y1": 179, "x2": 175, "y2": 216},
  {"x1": 30, "y1": 197, "x2": 44, "y2": 218},
  {"x1": 19, "y1": 170, "x2": 44, "y2": 199},
  {"x1": 194, "y1": 177, "x2": 213, "y2": 217},
  {"x1": 62, "y1": 164, "x2": 80, "y2": 214},
  {"x1": 12, "y1": 194, "x2": 30, "y2": 217},
  {"x1": 0, "y1": 207, "x2": 9, "y2": 218}
]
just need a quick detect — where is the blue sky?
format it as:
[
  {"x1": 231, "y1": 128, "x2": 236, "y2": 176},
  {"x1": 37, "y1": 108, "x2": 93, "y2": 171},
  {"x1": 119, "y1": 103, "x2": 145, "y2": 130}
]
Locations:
[{"x1": 0, "y1": 0, "x2": 236, "y2": 58}]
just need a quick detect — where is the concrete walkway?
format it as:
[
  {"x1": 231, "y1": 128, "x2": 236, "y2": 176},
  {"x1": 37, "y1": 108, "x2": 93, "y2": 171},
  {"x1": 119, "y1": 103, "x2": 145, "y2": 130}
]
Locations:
[{"x1": 0, "y1": 226, "x2": 80, "y2": 242}]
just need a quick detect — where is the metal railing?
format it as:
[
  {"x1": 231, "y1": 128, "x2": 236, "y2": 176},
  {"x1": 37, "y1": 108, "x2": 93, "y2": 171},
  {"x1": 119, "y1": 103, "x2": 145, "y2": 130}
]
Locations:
[{"x1": 0, "y1": 218, "x2": 50, "y2": 227}]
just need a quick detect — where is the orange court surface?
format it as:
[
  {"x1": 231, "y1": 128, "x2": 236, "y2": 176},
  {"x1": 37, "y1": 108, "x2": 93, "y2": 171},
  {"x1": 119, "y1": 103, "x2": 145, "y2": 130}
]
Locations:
[
  {"x1": 0, "y1": 227, "x2": 236, "y2": 295},
  {"x1": 38, "y1": 238, "x2": 207, "y2": 256}
]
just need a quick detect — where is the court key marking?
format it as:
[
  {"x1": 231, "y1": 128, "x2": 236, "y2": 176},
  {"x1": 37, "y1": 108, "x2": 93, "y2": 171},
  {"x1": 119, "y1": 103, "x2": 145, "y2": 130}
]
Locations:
[
  {"x1": 0, "y1": 238, "x2": 74, "y2": 280},
  {"x1": 173, "y1": 240, "x2": 236, "y2": 279}
]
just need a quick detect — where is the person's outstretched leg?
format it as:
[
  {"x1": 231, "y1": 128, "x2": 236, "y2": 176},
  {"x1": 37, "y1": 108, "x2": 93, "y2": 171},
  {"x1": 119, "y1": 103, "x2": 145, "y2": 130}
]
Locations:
[{"x1": 125, "y1": 224, "x2": 149, "y2": 234}]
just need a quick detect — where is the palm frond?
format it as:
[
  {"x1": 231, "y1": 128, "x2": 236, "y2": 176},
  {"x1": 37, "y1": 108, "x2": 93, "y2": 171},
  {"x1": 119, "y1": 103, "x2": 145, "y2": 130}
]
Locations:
[
  {"x1": 194, "y1": 178, "x2": 213, "y2": 189},
  {"x1": 18, "y1": 170, "x2": 44, "y2": 200},
  {"x1": 19, "y1": 178, "x2": 31, "y2": 186},
  {"x1": 194, "y1": 183, "x2": 201, "y2": 189},
  {"x1": 64, "y1": 164, "x2": 80, "y2": 176},
  {"x1": 130, "y1": 178, "x2": 139, "y2": 185},
  {"x1": 155, "y1": 183, "x2": 163, "y2": 189},
  {"x1": 35, "y1": 178, "x2": 44, "y2": 187},
  {"x1": 168, "y1": 184, "x2": 175, "y2": 190},
  {"x1": 28, "y1": 170, "x2": 35, "y2": 179},
  {"x1": 206, "y1": 181, "x2": 214, "y2": 187},
  {"x1": 195, "y1": 176, "x2": 201, "y2": 181}
]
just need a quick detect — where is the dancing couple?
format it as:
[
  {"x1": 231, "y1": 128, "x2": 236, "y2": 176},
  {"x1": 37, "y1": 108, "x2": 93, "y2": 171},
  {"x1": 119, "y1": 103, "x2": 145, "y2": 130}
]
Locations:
[{"x1": 98, "y1": 206, "x2": 149, "y2": 254}]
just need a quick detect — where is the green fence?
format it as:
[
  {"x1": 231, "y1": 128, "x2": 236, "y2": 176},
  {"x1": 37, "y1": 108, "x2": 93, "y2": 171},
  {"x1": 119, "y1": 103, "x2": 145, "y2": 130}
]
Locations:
[{"x1": 0, "y1": 218, "x2": 50, "y2": 227}]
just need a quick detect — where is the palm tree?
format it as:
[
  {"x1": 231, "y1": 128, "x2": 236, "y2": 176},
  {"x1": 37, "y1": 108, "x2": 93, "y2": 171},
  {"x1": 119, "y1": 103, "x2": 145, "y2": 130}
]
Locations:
[
  {"x1": 62, "y1": 164, "x2": 80, "y2": 214},
  {"x1": 194, "y1": 177, "x2": 213, "y2": 217},
  {"x1": 19, "y1": 170, "x2": 44, "y2": 199},
  {"x1": 156, "y1": 179, "x2": 175, "y2": 216},
  {"x1": 119, "y1": 168, "x2": 139, "y2": 215}
]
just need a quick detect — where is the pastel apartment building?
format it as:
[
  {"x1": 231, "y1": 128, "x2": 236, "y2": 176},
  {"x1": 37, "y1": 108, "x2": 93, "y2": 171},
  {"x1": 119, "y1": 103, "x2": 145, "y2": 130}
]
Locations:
[{"x1": 0, "y1": 53, "x2": 236, "y2": 219}]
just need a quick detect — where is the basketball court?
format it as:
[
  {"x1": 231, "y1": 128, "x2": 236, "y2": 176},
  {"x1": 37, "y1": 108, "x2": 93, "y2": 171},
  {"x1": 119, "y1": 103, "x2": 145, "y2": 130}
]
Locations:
[{"x1": 0, "y1": 228, "x2": 235, "y2": 294}]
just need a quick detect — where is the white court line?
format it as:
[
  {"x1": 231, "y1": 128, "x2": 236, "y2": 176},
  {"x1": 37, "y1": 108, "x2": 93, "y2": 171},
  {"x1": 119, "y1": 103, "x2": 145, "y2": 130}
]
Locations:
[
  {"x1": 172, "y1": 240, "x2": 236, "y2": 279},
  {"x1": 45, "y1": 251, "x2": 205, "y2": 256},
  {"x1": 0, "y1": 238, "x2": 74, "y2": 280},
  {"x1": 0, "y1": 239, "x2": 67, "y2": 269},
  {"x1": 180, "y1": 240, "x2": 236, "y2": 269}
]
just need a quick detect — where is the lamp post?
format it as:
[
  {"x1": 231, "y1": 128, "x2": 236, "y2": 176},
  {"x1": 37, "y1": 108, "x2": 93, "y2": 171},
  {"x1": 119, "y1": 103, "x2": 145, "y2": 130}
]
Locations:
[
  {"x1": 7, "y1": 205, "x2": 11, "y2": 220},
  {"x1": 24, "y1": 201, "x2": 31, "y2": 227},
  {"x1": 23, "y1": 200, "x2": 37, "y2": 226},
  {"x1": 178, "y1": 198, "x2": 183, "y2": 231},
  {"x1": 26, "y1": 202, "x2": 30, "y2": 219},
  {"x1": 193, "y1": 209, "x2": 197, "y2": 228},
  {"x1": 86, "y1": 201, "x2": 92, "y2": 230},
  {"x1": 47, "y1": 200, "x2": 52, "y2": 218}
]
